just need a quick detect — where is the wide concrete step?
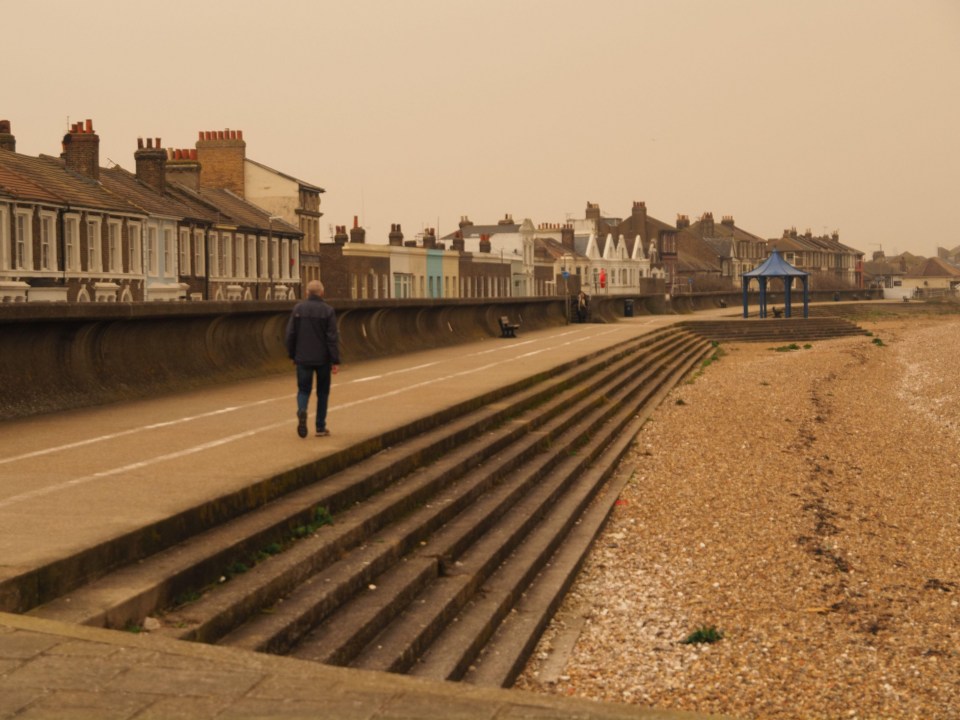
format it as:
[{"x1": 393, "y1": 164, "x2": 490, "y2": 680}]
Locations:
[
  {"x1": 680, "y1": 317, "x2": 870, "y2": 342},
  {"x1": 280, "y1": 335, "x2": 709, "y2": 681},
  {"x1": 26, "y1": 327, "x2": 682, "y2": 633},
  {"x1": 408, "y1": 342, "x2": 708, "y2": 685},
  {"x1": 212, "y1": 331, "x2": 701, "y2": 656},
  {"x1": 24, "y1": 325, "x2": 709, "y2": 690}
]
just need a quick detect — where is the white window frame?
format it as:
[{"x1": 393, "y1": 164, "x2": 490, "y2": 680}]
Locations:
[
  {"x1": 146, "y1": 225, "x2": 158, "y2": 276},
  {"x1": 221, "y1": 232, "x2": 231, "y2": 278},
  {"x1": 127, "y1": 221, "x2": 142, "y2": 274},
  {"x1": 64, "y1": 214, "x2": 80, "y2": 272},
  {"x1": 246, "y1": 235, "x2": 256, "y2": 279},
  {"x1": 234, "y1": 235, "x2": 244, "y2": 279},
  {"x1": 107, "y1": 219, "x2": 122, "y2": 273},
  {"x1": 208, "y1": 232, "x2": 219, "y2": 277},
  {"x1": 193, "y1": 229, "x2": 205, "y2": 276},
  {"x1": 179, "y1": 228, "x2": 190, "y2": 277},
  {"x1": 290, "y1": 240, "x2": 300, "y2": 280},
  {"x1": 259, "y1": 237, "x2": 267, "y2": 278},
  {"x1": 281, "y1": 239, "x2": 290, "y2": 280},
  {"x1": 86, "y1": 217, "x2": 102, "y2": 273},
  {"x1": 163, "y1": 227, "x2": 175, "y2": 278},
  {"x1": 0, "y1": 204, "x2": 8, "y2": 270},
  {"x1": 270, "y1": 237, "x2": 279, "y2": 281},
  {"x1": 40, "y1": 210, "x2": 58, "y2": 271},
  {"x1": 15, "y1": 209, "x2": 33, "y2": 270}
]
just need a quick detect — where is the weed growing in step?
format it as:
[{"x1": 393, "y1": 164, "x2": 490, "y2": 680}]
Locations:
[
  {"x1": 255, "y1": 542, "x2": 284, "y2": 562},
  {"x1": 292, "y1": 505, "x2": 335, "y2": 538},
  {"x1": 675, "y1": 398, "x2": 687, "y2": 406},
  {"x1": 681, "y1": 625, "x2": 724, "y2": 644},
  {"x1": 172, "y1": 589, "x2": 201, "y2": 607},
  {"x1": 772, "y1": 343, "x2": 801, "y2": 352},
  {"x1": 124, "y1": 621, "x2": 142, "y2": 634},
  {"x1": 224, "y1": 561, "x2": 250, "y2": 578},
  {"x1": 872, "y1": 337, "x2": 885, "y2": 347},
  {"x1": 701, "y1": 346, "x2": 726, "y2": 369},
  {"x1": 688, "y1": 345, "x2": 726, "y2": 383}
]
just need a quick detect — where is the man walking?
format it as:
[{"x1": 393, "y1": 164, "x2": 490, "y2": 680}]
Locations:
[{"x1": 285, "y1": 280, "x2": 340, "y2": 438}]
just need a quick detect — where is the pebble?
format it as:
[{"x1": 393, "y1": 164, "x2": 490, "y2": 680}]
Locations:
[{"x1": 516, "y1": 316, "x2": 960, "y2": 720}]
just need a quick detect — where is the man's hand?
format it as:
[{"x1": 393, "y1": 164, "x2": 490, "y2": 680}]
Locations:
[{"x1": 332, "y1": 364, "x2": 340, "y2": 375}]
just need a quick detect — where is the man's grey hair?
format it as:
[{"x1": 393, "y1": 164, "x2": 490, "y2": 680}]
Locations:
[{"x1": 306, "y1": 280, "x2": 324, "y2": 297}]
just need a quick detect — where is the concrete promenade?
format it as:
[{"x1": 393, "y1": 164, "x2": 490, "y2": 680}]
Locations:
[{"x1": 0, "y1": 314, "x2": 718, "y2": 719}]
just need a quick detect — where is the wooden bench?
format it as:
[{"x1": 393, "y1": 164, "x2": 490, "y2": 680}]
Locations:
[{"x1": 498, "y1": 315, "x2": 520, "y2": 338}]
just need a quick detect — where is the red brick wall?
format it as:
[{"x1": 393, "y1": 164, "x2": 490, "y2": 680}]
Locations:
[{"x1": 196, "y1": 130, "x2": 245, "y2": 196}]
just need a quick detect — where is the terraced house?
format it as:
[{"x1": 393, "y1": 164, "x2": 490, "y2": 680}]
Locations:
[
  {"x1": 0, "y1": 120, "x2": 302, "y2": 302},
  {"x1": 3, "y1": 117, "x2": 867, "y2": 305}
]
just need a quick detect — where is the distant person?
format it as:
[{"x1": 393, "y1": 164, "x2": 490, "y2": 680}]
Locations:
[
  {"x1": 285, "y1": 280, "x2": 340, "y2": 438},
  {"x1": 577, "y1": 291, "x2": 589, "y2": 323}
]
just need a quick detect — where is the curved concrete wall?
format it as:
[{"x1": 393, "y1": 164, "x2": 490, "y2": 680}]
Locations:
[
  {"x1": 0, "y1": 288, "x2": 865, "y2": 420},
  {"x1": 0, "y1": 298, "x2": 571, "y2": 420}
]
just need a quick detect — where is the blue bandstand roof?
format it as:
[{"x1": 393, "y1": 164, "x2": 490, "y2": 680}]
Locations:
[{"x1": 742, "y1": 249, "x2": 809, "y2": 278}]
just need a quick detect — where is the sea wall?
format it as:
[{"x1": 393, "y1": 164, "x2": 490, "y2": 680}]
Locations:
[
  {"x1": 0, "y1": 298, "x2": 570, "y2": 419},
  {"x1": 0, "y1": 287, "x2": 866, "y2": 420}
]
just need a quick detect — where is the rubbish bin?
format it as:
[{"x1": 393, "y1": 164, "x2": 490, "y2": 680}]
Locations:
[{"x1": 624, "y1": 299, "x2": 634, "y2": 317}]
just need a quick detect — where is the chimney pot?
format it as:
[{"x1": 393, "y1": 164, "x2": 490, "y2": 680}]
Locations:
[{"x1": 138, "y1": 138, "x2": 144, "y2": 150}]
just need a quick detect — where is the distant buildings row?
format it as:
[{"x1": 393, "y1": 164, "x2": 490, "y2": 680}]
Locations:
[{"x1": 4, "y1": 118, "x2": 955, "y2": 305}]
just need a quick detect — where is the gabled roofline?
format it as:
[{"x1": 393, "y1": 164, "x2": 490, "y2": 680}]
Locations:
[{"x1": 245, "y1": 157, "x2": 325, "y2": 193}]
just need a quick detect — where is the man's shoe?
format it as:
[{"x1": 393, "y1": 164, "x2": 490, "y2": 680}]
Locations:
[
  {"x1": 297, "y1": 411, "x2": 308, "y2": 438},
  {"x1": 315, "y1": 428, "x2": 330, "y2": 437}
]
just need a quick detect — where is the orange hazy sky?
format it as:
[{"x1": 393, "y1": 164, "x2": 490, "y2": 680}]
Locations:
[{"x1": 4, "y1": 0, "x2": 959, "y2": 257}]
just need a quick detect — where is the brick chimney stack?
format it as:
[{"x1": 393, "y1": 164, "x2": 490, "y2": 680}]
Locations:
[
  {"x1": 334, "y1": 225, "x2": 349, "y2": 246},
  {"x1": 561, "y1": 224, "x2": 575, "y2": 252},
  {"x1": 165, "y1": 148, "x2": 200, "y2": 190},
  {"x1": 700, "y1": 212, "x2": 715, "y2": 236},
  {"x1": 135, "y1": 137, "x2": 167, "y2": 192},
  {"x1": 459, "y1": 215, "x2": 474, "y2": 230},
  {"x1": 721, "y1": 215, "x2": 735, "y2": 227},
  {"x1": 676, "y1": 214, "x2": 690, "y2": 229},
  {"x1": 451, "y1": 230, "x2": 465, "y2": 252},
  {"x1": 479, "y1": 233, "x2": 492, "y2": 254},
  {"x1": 349, "y1": 215, "x2": 366, "y2": 244},
  {"x1": 0, "y1": 120, "x2": 14, "y2": 152},
  {"x1": 497, "y1": 213, "x2": 514, "y2": 226},
  {"x1": 196, "y1": 128, "x2": 246, "y2": 195},
  {"x1": 422, "y1": 228, "x2": 437, "y2": 249},
  {"x1": 62, "y1": 119, "x2": 100, "y2": 180},
  {"x1": 585, "y1": 202, "x2": 601, "y2": 222},
  {"x1": 631, "y1": 200, "x2": 647, "y2": 229},
  {"x1": 388, "y1": 223, "x2": 404, "y2": 246}
]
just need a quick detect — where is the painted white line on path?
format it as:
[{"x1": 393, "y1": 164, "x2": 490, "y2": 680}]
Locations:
[
  {"x1": 0, "y1": 420, "x2": 289, "y2": 510},
  {"x1": 0, "y1": 326, "x2": 614, "y2": 470},
  {"x1": 0, "y1": 350, "x2": 527, "y2": 508},
  {"x1": 0, "y1": 359, "x2": 448, "y2": 465},
  {"x1": 0, "y1": 400, "x2": 272, "y2": 467}
]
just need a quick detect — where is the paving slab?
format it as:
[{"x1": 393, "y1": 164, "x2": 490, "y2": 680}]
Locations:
[{"x1": 0, "y1": 612, "x2": 718, "y2": 719}]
